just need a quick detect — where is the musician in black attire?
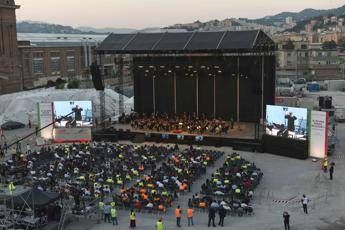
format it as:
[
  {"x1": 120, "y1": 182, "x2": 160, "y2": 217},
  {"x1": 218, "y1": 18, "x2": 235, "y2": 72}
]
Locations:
[
  {"x1": 72, "y1": 105, "x2": 83, "y2": 121},
  {"x1": 72, "y1": 105, "x2": 83, "y2": 127},
  {"x1": 285, "y1": 112, "x2": 297, "y2": 132}
]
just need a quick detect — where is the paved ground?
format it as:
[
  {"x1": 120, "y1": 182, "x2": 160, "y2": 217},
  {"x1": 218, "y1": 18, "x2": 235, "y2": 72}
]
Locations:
[
  {"x1": 2, "y1": 122, "x2": 345, "y2": 230},
  {"x1": 60, "y1": 123, "x2": 345, "y2": 230}
]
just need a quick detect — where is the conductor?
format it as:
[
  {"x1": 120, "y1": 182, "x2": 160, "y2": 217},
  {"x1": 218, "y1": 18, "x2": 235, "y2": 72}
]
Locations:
[
  {"x1": 72, "y1": 105, "x2": 83, "y2": 126},
  {"x1": 285, "y1": 112, "x2": 297, "y2": 132}
]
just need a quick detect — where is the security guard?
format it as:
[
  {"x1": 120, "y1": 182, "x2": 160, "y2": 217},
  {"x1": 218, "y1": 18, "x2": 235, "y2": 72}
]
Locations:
[
  {"x1": 175, "y1": 205, "x2": 182, "y2": 227},
  {"x1": 111, "y1": 206, "x2": 118, "y2": 225},
  {"x1": 156, "y1": 218, "x2": 163, "y2": 230},
  {"x1": 129, "y1": 209, "x2": 136, "y2": 228},
  {"x1": 98, "y1": 200, "x2": 104, "y2": 222}
]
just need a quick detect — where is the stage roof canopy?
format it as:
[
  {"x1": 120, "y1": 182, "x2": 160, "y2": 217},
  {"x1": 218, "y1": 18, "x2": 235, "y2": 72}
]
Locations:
[{"x1": 97, "y1": 30, "x2": 275, "y2": 54}]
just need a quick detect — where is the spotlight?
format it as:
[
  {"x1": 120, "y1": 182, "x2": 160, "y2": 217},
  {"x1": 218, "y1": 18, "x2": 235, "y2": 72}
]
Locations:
[
  {"x1": 149, "y1": 65, "x2": 154, "y2": 69},
  {"x1": 138, "y1": 66, "x2": 143, "y2": 69},
  {"x1": 168, "y1": 70, "x2": 172, "y2": 73}
]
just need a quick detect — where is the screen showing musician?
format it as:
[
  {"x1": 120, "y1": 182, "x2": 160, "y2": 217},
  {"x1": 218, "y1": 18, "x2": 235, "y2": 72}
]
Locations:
[
  {"x1": 265, "y1": 105, "x2": 307, "y2": 140},
  {"x1": 53, "y1": 101, "x2": 93, "y2": 127}
]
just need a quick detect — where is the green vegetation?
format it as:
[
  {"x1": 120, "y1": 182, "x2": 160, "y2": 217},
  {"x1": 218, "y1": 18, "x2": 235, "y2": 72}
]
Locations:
[
  {"x1": 322, "y1": 40, "x2": 337, "y2": 50},
  {"x1": 67, "y1": 79, "x2": 80, "y2": 89}
]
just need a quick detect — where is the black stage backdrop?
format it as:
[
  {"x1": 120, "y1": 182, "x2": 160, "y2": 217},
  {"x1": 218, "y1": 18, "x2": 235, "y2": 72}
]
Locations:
[
  {"x1": 239, "y1": 56, "x2": 261, "y2": 122},
  {"x1": 198, "y1": 71, "x2": 214, "y2": 117},
  {"x1": 133, "y1": 68, "x2": 153, "y2": 113},
  {"x1": 263, "y1": 134, "x2": 308, "y2": 160},
  {"x1": 215, "y1": 73, "x2": 237, "y2": 120},
  {"x1": 155, "y1": 73, "x2": 174, "y2": 113},
  {"x1": 133, "y1": 55, "x2": 275, "y2": 122},
  {"x1": 176, "y1": 73, "x2": 197, "y2": 113}
]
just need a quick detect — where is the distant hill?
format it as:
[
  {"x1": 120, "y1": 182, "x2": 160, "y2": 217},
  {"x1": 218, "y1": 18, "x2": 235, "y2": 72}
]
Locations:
[
  {"x1": 17, "y1": 21, "x2": 102, "y2": 34},
  {"x1": 289, "y1": 14, "x2": 345, "y2": 33},
  {"x1": 164, "y1": 19, "x2": 242, "y2": 31},
  {"x1": 242, "y1": 5, "x2": 345, "y2": 26},
  {"x1": 76, "y1": 26, "x2": 136, "y2": 34}
]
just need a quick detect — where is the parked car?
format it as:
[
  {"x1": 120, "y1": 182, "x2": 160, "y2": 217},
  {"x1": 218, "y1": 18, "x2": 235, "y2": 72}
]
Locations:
[
  {"x1": 276, "y1": 78, "x2": 294, "y2": 96},
  {"x1": 1, "y1": 121, "x2": 26, "y2": 130}
]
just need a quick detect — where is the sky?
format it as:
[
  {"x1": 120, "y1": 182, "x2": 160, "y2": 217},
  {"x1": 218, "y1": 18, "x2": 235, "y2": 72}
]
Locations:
[{"x1": 15, "y1": 0, "x2": 345, "y2": 29}]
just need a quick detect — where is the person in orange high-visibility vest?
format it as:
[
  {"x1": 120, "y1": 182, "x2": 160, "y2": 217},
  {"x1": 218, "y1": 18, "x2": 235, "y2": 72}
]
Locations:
[
  {"x1": 187, "y1": 207, "x2": 194, "y2": 226},
  {"x1": 175, "y1": 205, "x2": 182, "y2": 227}
]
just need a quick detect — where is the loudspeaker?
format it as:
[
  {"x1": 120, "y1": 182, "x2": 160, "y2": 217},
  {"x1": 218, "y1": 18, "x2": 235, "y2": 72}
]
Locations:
[
  {"x1": 325, "y1": 97, "x2": 332, "y2": 109},
  {"x1": 133, "y1": 134, "x2": 145, "y2": 143},
  {"x1": 90, "y1": 62, "x2": 104, "y2": 91},
  {"x1": 319, "y1": 96, "x2": 324, "y2": 108}
]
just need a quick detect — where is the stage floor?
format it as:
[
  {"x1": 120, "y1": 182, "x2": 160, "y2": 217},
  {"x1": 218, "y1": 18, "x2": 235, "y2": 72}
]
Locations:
[{"x1": 112, "y1": 122, "x2": 261, "y2": 140}]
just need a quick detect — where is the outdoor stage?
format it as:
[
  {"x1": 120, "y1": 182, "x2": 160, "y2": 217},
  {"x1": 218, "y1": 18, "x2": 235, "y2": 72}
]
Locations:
[{"x1": 94, "y1": 122, "x2": 264, "y2": 152}]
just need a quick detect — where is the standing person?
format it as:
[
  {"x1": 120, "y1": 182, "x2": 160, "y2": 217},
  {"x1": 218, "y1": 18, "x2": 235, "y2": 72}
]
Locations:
[
  {"x1": 285, "y1": 112, "x2": 297, "y2": 132},
  {"x1": 26, "y1": 144, "x2": 31, "y2": 154},
  {"x1": 283, "y1": 211, "x2": 290, "y2": 230},
  {"x1": 156, "y1": 218, "x2": 163, "y2": 230},
  {"x1": 301, "y1": 194, "x2": 309, "y2": 214},
  {"x1": 103, "y1": 202, "x2": 111, "y2": 223},
  {"x1": 28, "y1": 119, "x2": 31, "y2": 129},
  {"x1": 16, "y1": 141, "x2": 21, "y2": 153},
  {"x1": 187, "y1": 207, "x2": 194, "y2": 226},
  {"x1": 0, "y1": 128, "x2": 5, "y2": 140},
  {"x1": 329, "y1": 162, "x2": 335, "y2": 180},
  {"x1": 110, "y1": 206, "x2": 118, "y2": 225},
  {"x1": 3, "y1": 142, "x2": 7, "y2": 154},
  {"x1": 230, "y1": 117, "x2": 234, "y2": 129},
  {"x1": 175, "y1": 205, "x2": 182, "y2": 227},
  {"x1": 129, "y1": 209, "x2": 136, "y2": 228},
  {"x1": 97, "y1": 200, "x2": 104, "y2": 223},
  {"x1": 218, "y1": 205, "x2": 226, "y2": 227},
  {"x1": 208, "y1": 205, "x2": 216, "y2": 227}
]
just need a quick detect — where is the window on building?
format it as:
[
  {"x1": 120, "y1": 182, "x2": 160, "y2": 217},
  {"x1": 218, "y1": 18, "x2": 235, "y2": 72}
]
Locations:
[
  {"x1": 51, "y1": 57, "x2": 61, "y2": 74},
  {"x1": 287, "y1": 52, "x2": 291, "y2": 57},
  {"x1": 33, "y1": 52, "x2": 44, "y2": 58},
  {"x1": 67, "y1": 56, "x2": 75, "y2": 71},
  {"x1": 32, "y1": 58, "x2": 43, "y2": 74},
  {"x1": 301, "y1": 44, "x2": 307, "y2": 49}
]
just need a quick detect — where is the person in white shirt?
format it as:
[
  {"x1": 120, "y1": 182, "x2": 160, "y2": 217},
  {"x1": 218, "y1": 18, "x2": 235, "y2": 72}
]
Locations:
[{"x1": 301, "y1": 194, "x2": 309, "y2": 214}]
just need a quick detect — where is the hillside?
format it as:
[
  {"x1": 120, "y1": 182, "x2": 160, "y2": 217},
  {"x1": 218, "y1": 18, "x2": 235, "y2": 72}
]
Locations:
[
  {"x1": 76, "y1": 26, "x2": 136, "y2": 34},
  {"x1": 243, "y1": 5, "x2": 345, "y2": 26},
  {"x1": 164, "y1": 19, "x2": 242, "y2": 31},
  {"x1": 17, "y1": 21, "x2": 102, "y2": 34},
  {"x1": 289, "y1": 14, "x2": 345, "y2": 33}
]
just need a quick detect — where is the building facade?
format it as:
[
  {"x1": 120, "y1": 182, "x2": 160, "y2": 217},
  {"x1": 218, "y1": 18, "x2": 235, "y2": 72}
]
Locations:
[
  {"x1": 277, "y1": 41, "x2": 341, "y2": 81},
  {"x1": 0, "y1": 0, "x2": 21, "y2": 94},
  {"x1": 17, "y1": 41, "x2": 95, "y2": 89}
]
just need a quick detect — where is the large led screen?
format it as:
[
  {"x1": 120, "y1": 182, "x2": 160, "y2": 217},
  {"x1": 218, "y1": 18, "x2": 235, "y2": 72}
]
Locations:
[
  {"x1": 53, "y1": 101, "x2": 93, "y2": 127},
  {"x1": 265, "y1": 105, "x2": 308, "y2": 140}
]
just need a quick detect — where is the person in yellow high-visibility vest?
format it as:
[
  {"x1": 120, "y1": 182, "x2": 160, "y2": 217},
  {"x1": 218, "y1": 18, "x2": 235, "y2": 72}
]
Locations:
[
  {"x1": 111, "y1": 207, "x2": 118, "y2": 225},
  {"x1": 8, "y1": 182, "x2": 15, "y2": 195},
  {"x1": 97, "y1": 200, "x2": 104, "y2": 223},
  {"x1": 129, "y1": 209, "x2": 136, "y2": 228},
  {"x1": 156, "y1": 217, "x2": 163, "y2": 230}
]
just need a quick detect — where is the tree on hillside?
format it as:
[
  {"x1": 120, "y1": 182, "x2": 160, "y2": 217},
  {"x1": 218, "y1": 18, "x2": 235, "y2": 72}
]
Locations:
[
  {"x1": 282, "y1": 40, "x2": 295, "y2": 50},
  {"x1": 322, "y1": 40, "x2": 337, "y2": 50},
  {"x1": 339, "y1": 38, "x2": 345, "y2": 51}
]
